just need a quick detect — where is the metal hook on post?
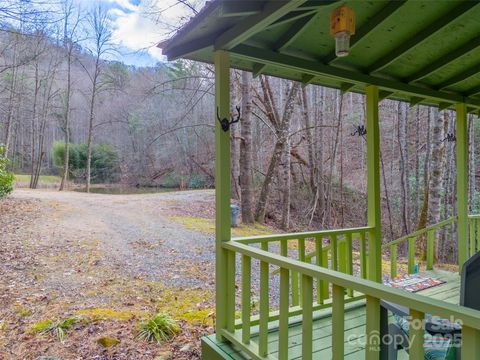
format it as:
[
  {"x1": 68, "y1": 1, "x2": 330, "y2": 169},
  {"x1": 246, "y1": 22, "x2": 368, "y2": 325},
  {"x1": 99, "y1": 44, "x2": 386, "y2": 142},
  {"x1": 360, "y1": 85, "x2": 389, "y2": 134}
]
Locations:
[
  {"x1": 216, "y1": 106, "x2": 241, "y2": 132},
  {"x1": 351, "y1": 124, "x2": 367, "y2": 137}
]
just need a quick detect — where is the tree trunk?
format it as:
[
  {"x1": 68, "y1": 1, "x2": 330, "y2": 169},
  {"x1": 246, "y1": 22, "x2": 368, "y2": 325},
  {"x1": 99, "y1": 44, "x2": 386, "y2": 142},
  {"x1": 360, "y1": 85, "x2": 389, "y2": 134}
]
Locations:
[
  {"x1": 86, "y1": 56, "x2": 101, "y2": 193},
  {"x1": 281, "y1": 130, "x2": 291, "y2": 230},
  {"x1": 302, "y1": 87, "x2": 315, "y2": 193},
  {"x1": 469, "y1": 114, "x2": 475, "y2": 212},
  {"x1": 414, "y1": 107, "x2": 420, "y2": 219},
  {"x1": 398, "y1": 102, "x2": 409, "y2": 234},
  {"x1": 59, "y1": 46, "x2": 73, "y2": 191},
  {"x1": 428, "y1": 108, "x2": 446, "y2": 225},
  {"x1": 255, "y1": 81, "x2": 300, "y2": 223},
  {"x1": 239, "y1": 71, "x2": 254, "y2": 223}
]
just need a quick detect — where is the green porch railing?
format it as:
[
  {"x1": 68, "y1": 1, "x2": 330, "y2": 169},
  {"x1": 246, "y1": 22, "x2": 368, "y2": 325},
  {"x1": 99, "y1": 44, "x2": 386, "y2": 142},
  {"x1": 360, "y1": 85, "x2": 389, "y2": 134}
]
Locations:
[
  {"x1": 233, "y1": 227, "x2": 371, "y2": 319},
  {"x1": 382, "y1": 216, "x2": 457, "y2": 278},
  {"x1": 468, "y1": 214, "x2": 480, "y2": 258},
  {"x1": 221, "y1": 240, "x2": 480, "y2": 360}
]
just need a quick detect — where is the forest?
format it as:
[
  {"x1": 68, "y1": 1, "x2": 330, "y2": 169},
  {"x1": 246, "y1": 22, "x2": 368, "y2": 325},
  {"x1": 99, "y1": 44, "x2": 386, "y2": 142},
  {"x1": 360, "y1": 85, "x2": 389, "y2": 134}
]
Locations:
[{"x1": 1, "y1": 0, "x2": 478, "y2": 261}]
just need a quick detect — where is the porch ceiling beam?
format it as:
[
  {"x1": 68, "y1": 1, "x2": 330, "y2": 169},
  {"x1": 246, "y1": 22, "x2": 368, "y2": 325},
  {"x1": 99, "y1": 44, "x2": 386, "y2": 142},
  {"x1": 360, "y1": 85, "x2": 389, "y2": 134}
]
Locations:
[
  {"x1": 379, "y1": 90, "x2": 395, "y2": 101},
  {"x1": 367, "y1": 2, "x2": 477, "y2": 74},
  {"x1": 219, "y1": 2, "x2": 264, "y2": 18},
  {"x1": 268, "y1": 1, "x2": 337, "y2": 29},
  {"x1": 340, "y1": 82, "x2": 356, "y2": 94},
  {"x1": 267, "y1": 9, "x2": 318, "y2": 29},
  {"x1": 274, "y1": 13, "x2": 317, "y2": 51},
  {"x1": 409, "y1": 97, "x2": 425, "y2": 107},
  {"x1": 214, "y1": 1, "x2": 307, "y2": 50},
  {"x1": 252, "y1": 63, "x2": 265, "y2": 78},
  {"x1": 406, "y1": 37, "x2": 480, "y2": 83},
  {"x1": 439, "y1": 102, "x2": 451, "y2": 111},
  {"x1": 438, "y1": 64, "x2": 480, "y2": 90},
  {"x1": 466, "y1": 84, "x2": 480, "y2": 97},
  {"x1": 251, "y1": 13, "x2": 318, "y2": 78},
  {"x1": 297, "y1": 0, "x2": 339, "y2": 11},
  {"x1": 301, "y1": 74, "x2": 316, "y2": 87},
  {"x1": 164, "y1": 33, "x2": 215, "y2": 61},
  {"x1": 325, "y1": 1, "x2": 407, "y2": 64},
  {"x1": 230, "y1": 44, "x2": 480, "y2": 108}
]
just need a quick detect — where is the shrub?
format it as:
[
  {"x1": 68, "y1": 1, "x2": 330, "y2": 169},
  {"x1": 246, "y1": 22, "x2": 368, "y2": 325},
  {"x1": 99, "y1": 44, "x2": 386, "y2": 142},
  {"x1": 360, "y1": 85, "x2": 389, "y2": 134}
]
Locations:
[
  {"x1": 0, "y1": 145, "x2": 14, "y2": 198},
  {"x1": 52, "y1": 141, "x2": 120, "y2": 183},
  {"x1": 137, "y1": 313, "x2": 179, "y2": 343}
]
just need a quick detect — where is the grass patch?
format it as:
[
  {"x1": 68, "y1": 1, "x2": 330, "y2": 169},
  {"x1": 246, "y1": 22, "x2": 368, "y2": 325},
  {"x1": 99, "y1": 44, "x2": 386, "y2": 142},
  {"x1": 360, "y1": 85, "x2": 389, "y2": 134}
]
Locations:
[
  {"x1": 169, "y1": 216, "x2": 273, "y2": 237},
  {"x1": 77, "y1": 308, "x2": 139, "y2": 321},
  {"x1": 29, "y1": 317, "x2": 81, "y2": 340},
  {"x1": 137, "y1": 313, "x2": 179, "y2": 343},
  {"x1": 14, "y1": 174, "x2": 61, "y2": 184}
]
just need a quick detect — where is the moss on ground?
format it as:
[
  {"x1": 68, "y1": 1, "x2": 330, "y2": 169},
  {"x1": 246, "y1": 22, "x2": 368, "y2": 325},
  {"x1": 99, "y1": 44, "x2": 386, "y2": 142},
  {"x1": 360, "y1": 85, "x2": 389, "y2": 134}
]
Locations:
[
  {"x1": 169, "y1": 216, "x2": 273, "y2": 237},
  {"x1": 77, "y1": 308, "x2": 141, "y2": 321}
]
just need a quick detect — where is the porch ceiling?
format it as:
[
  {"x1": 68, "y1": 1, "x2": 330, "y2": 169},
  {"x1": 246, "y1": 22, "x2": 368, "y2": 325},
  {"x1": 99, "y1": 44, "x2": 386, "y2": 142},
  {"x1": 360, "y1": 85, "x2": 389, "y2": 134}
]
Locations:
[{"x1": 161, "y1": 0, "x2": 480, "y2": 112}]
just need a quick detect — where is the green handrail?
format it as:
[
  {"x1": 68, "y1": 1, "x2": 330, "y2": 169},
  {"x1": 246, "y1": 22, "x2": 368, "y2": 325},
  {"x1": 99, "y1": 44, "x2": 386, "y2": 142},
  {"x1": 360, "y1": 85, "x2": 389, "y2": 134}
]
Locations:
[
  {"x1": 232, "y1": 226, "x2": 373, "y2": 244},
  {"x1": 222, "y1": 240, "x2": 480, "y2": 360},
  {"x1": 382, "y1": 216, "x2": 457, "y2": 277}
]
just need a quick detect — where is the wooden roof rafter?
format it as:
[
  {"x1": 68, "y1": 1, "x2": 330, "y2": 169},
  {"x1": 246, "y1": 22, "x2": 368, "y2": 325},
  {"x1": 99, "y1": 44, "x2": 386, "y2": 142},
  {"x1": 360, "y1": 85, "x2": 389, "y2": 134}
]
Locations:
[
  {"x1": 406, "y1": 37, "x2": 480, "y2": 84},
  {"x1": 229, "y1": 44, "x2": 480, "y2": 109},
  {"x1": 268, "y1": 0, "x2": 338, "y2": 28},
  {"x1": 466, "y1": 84, "x2": 480, "y2": 98},
  {"x1": 253, "y1": 12, "x2": 318, "y2": 77},
  {"x1": 214, "y1": 1, "x2": 308, "y2": 50},
  {"x1": 218, "y1": 2, "x2": 264, "y2": 18},
  {"x1": 367, "y1": 1, "x2": 478, "y2": 74},
  {"x1": 324, "y1": 0, "x2": 407, "y2": 65},
  {"x1": 162, "y1": 0, "x2": 480, "y2": 113},
  {"x1": 438, "y1": 64, "x2": 480, "y2": 90}
]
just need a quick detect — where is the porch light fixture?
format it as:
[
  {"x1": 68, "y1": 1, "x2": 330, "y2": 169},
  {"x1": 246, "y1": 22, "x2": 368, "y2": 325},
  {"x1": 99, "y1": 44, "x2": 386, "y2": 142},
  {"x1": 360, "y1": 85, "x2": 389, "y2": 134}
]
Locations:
[{"x1": 330, "y1": 6, "x2": 356, "y2": 57}]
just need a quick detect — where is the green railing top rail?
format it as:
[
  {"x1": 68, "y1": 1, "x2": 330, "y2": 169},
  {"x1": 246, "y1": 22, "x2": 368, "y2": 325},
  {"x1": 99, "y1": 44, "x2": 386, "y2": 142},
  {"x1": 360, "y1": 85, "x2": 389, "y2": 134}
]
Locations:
[
  {"x1": 382, "y1": 216, "x2": 457, "y2": 249},
  {"x1": 223, "y1": 240, "x2": 480, "y2": 330},
  {"x1": 232, "y1": 226, "x2": 372, "y2": 244},
  {"x1": 468, "y1": 214, "x2": 480, "y2": 219}
]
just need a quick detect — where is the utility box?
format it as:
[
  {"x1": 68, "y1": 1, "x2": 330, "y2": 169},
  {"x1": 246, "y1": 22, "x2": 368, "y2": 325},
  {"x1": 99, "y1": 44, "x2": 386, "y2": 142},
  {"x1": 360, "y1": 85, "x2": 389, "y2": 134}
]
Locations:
[{"x1": 230, "y1": 204, "x2": 240, "y2": 227}]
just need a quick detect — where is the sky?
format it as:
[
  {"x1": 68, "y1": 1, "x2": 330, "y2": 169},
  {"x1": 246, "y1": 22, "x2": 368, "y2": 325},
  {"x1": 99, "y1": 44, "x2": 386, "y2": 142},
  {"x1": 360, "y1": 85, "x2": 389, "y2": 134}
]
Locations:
[{"x1": 79, "y1": 0, "x2": 205, "y2": 67}]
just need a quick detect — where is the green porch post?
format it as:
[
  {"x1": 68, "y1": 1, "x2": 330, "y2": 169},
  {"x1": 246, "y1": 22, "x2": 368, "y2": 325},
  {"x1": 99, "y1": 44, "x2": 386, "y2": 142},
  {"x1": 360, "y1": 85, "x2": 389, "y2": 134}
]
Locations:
[
  {"x1": 365, "y1": 85, "x2": 382, "y2": 360},
  {"x1": 214, "y1": 50, "x2": 231, "y2": 340},
  {"x1": 366, "y1": 85, "x2": 382, "y2": 283},
  {"x1": 456, "y1": 103, "x2": 469, "y2": 267}
]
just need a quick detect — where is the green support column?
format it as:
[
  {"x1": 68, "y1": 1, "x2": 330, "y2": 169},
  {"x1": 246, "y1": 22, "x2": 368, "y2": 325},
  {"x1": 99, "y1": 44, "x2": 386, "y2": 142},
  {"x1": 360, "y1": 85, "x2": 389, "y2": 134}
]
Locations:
[
  {"x1": 214, "y1": 50, "x2": 231, "y2": 340},
  {"x1": 366, "y1": 85, "x2": 382, "y2": 283},
  {"x1": 456, "y1": 102, "x2": 469, "y2": 267}
]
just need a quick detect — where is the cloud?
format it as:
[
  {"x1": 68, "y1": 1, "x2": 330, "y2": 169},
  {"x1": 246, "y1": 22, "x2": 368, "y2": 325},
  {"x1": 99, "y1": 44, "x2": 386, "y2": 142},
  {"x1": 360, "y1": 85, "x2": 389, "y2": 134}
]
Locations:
[{"x1": 108, "y1": 0, "x2": 201, "y2": 65}]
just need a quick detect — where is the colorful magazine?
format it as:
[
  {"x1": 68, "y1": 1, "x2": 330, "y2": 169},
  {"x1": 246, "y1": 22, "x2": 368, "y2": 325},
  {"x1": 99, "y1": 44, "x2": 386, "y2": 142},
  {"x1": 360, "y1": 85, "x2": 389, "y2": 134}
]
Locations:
[{"x1": 384, "y1": 274, "x2": 446, "y2": 293}]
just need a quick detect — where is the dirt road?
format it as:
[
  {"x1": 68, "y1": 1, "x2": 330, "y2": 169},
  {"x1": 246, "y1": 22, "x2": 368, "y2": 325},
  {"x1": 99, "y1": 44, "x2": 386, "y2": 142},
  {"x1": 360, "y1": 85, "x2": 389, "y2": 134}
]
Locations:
[{"x1": 0, "y1": 189, "x2": 216, "y2": 359}]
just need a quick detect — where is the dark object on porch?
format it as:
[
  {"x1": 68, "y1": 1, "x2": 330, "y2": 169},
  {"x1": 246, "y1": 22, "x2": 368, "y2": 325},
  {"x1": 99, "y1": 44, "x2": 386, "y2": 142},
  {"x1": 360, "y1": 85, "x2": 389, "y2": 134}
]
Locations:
[{"x1": 383, "y1": 251, "x2": 480, "y2": 360}]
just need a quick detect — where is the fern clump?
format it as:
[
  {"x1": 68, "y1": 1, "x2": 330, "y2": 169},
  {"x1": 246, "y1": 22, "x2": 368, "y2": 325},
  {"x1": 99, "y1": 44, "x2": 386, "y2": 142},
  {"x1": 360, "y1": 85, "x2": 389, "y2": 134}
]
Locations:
[
  {"x1": 30, "y1": 317, "x2": 80, "y2": 340},
  {"x1": 137, "y1": 313, "x2": 179, "y2": 343}
]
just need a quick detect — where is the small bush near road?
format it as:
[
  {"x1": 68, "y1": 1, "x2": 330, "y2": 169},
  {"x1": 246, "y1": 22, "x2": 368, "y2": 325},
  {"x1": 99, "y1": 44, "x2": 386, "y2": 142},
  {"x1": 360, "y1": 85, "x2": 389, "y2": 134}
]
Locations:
[{"x1": 0, "y1": 145, "x2": 14, "y2": 198}]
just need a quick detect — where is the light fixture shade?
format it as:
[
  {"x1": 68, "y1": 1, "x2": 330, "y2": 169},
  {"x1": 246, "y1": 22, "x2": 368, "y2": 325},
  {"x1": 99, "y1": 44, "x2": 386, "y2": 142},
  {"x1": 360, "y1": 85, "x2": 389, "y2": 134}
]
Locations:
[
  {"x1": 335, "y1": 31, "x2": 351, "y2": 57},
  {"x1": 330, "y1": 6, "x2": 356, "y2": 57}
]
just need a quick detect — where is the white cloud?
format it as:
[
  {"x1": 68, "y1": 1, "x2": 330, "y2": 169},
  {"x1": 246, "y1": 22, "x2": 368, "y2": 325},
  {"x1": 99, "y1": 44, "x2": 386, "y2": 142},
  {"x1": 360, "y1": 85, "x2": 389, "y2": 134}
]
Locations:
[
  {"x1": 108, "y1": 0, "x2": 202, "y2": 63},
  {"x1": 107, "y1": 0, "x2": 137, "y2": 12}
]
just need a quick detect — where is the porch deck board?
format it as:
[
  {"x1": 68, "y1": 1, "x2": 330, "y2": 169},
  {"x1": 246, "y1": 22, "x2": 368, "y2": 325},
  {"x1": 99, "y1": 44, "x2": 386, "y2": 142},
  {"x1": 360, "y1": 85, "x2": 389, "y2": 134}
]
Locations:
[{"x1": 204, "y1": 269, "x2": 460, "y2": 359}]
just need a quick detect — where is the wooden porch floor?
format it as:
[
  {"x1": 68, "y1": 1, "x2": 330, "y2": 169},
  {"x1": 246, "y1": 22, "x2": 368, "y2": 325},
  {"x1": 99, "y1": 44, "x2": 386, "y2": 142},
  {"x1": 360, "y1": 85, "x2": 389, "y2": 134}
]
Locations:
[{"x1": 203, "y1": 270, "x2": 460, "y2": 359}]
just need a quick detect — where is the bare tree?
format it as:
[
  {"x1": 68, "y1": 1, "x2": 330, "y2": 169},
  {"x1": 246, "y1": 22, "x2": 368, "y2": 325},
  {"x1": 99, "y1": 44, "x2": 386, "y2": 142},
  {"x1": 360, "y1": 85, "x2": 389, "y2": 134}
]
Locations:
[
  {"x1": 59, "y1": 0, "x2": 81, "y2": 191},
  {"x1": 239, "y1": 71, "x2": 254, "y2": 223},
  {"x1": 254, "y1": 77, "x2": 300, "y2": 223},
  {"x1": 82, "y1": 5, "x2": 113, "y2": 192}
]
